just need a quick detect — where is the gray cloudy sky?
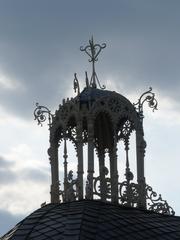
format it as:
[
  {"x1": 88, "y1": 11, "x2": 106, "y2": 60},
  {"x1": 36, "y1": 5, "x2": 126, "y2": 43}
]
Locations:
[{"x1": 0, "y1": 0, "x2": 180, "y2": 236}]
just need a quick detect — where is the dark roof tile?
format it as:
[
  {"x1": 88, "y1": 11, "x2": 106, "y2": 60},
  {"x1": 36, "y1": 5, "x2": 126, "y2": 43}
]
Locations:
[{"x1": 2, "y1": 200, "x2": 180, "y2": 240}]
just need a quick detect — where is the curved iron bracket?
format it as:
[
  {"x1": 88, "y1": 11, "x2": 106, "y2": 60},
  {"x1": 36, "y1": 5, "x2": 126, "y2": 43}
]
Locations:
[
  {"x1": 34, "y1": 103, "x2": 53, "y2": 126},
  {"x1": 134, "y1": 87, "x2": 158, "y2": 119}
]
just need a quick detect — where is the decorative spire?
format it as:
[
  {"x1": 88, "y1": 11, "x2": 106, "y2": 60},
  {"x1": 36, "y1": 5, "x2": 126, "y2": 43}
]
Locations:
[{"x1": 80, "y1": 36, "x2": 106, "y2": 89}]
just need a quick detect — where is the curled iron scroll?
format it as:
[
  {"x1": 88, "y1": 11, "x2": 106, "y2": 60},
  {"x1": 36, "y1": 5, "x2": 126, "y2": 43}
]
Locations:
[
  {"x1": 134, "y1": 87, "x2": 158, "y2": 119},
  {"x1": 34, "y1": 103, "x2": 53, "y2": 126}
]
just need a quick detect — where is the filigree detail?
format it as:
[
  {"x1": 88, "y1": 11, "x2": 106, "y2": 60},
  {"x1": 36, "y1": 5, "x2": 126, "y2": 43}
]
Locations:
[
  {"x1": 108, "y1": 98, "x2": 122, "y2": 113},
  {"x1": 34, "y1": 103, "x2": 53, "y2": 126},
  {"x1": 93, "y1": 176, "x2": 100, "y2": 197},
  {"x1": 85, "y1": 174, "x2": 93, "y2": 199},
  {"x1": 59, "y1": 105, "x2": 69, "y2": 121},
  {"x1": 66, "y1": 126, "x2": 77, "y2": 147},
  {"x1": 93, "y1": 167, "x2": 111, "y2": 199},
  {"x1": 125, "y1": 168, "x2": 134, "y2": 182},
  {"x1": 134, "y1": 87, "x2": 158, "y2": 119},
  {"x1": 73, "y1": 73, "x2": 80, "y2": 95},
  {"x1": 122, "y1": 120, "x2": 132, "y2": 136},
  {"x1": 92, "y1": 164, "x2": 175, "y2": 215},
  {"x1": 82, "y1": 129, "x2": 88, "y2": 144},
  {"x1": 146, "y1": 185, "x2": 175, "y2": 215},
  {"x1": 65, "y1": 170, "x2": 77, "y2": 202},
  {"x1": 119, "y1": 181, "x2": 139, "y2": 207},
  {"x1": 117, "y1": 119, "x2": 133, "y2": 141},
  {"x1": 80, "y1": 37, "x2": 106, "y2": 89},
  {"x1": 60, "y1": 163, "x2": 175, "y2": 216},
  {"x1": 80, "y1": 37, "x2": 106, "y2": 63}
]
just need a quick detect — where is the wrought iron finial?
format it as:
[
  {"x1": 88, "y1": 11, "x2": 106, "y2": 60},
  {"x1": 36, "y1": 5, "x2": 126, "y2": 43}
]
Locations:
[
  {"x1": 63, "y1": 138, "x2": 68, "y2": 181},
  {"x1": 34, "y1": 103, "x2": 53, "y2": 126},
  {"x1": 80, "y1": 36, "x2": 106, "y2": 89},
  {"x1": 134, "y1": 87, "x2": 158, "y2": 119},
  {"x1": 85, "y1": 71, "x2": 90, "y2": 88},
  {"x1": 73, "y1": 73, "x2": 80, "y2": 95}
]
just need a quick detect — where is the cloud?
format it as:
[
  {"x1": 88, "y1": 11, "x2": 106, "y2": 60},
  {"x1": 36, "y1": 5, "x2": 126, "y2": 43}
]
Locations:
[
  {"x1": 0, "y1": 0, "x2": 179, "y2": 120},
  {"x1": 0, "y1": 148, "x2": 50, "y2": 215},
  {"x1": 0, "y1": 154, "x2": 49, "y2": 186},
  {"x1": 0, "y1": 71, "x2": 20, "y2": 90},
  {"x1": 21, "y1": 168, "x2": 49, "y2": 183},
  {"x1": 0, "y1": 156, "x2": 14, "y2": 168},
  {"x1": 0, "y1": 169, "x2": 17, "y2": 185},
  {"x1": 0, "y1": 209, "x2": 24, "y2": 237},
  {"x1": 0, "y1": 156, "x2": 17, "y2": 184}
]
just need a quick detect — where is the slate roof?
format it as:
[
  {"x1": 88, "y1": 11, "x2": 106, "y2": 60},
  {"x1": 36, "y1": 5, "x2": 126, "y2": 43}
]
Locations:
[
  {"x1": 2, "y1": 200, "x2": 180, "y2": 240},
  {"x1": 78, "y1": 87, "x2": 131, "y2": 105},
  {"x1": 79, "y1": 88, "x2": 112, "y2": 103}
]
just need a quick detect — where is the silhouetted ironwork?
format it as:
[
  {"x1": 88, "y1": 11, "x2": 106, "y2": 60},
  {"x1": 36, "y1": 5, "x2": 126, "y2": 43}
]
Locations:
[
  {"x1": 146, "y1": 185, "x2": 175, "y2": 215},
  {"x1": 80, "y1": 36, "x2": 106, "y2": 89},
  {"x1": 73, "y1": 73, "x2": 80, "y2": 95},
  {"x1": 134, "y1": 87, "x2": 158, "y2": 119},
  {"x1": 34, "y1": 103, "x2": 53, "y2": 126},
  {"x1": 33, "y1": 39, "x2": 174, "y2": 216}
]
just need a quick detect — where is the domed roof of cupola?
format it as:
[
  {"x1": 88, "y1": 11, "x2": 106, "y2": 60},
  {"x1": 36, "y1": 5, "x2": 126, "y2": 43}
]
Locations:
[
  {"x1": 78, "y1": 86, "x2": 133, "y2": 108},
  {"x1": 79, "y1": 86, "x2": 112, "y2": 103}
]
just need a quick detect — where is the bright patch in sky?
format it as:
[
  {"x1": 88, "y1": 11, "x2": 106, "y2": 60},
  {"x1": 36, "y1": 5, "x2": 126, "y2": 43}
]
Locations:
[{"x1": 0, "y1": 71, "x2": 23, "y2": 90}]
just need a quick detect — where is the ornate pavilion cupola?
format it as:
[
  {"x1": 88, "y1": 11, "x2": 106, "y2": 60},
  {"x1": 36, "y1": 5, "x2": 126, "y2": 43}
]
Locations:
[{"x1": 34, "y1": 38, "x2": 174, "y2": 215}]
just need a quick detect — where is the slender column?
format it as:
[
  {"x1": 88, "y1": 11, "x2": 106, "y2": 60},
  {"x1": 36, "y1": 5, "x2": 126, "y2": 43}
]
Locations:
[
  {"x1": 136, "y1": 126, "x2": 146, "y2": 209},
  {"x1": 86, "y1": 118, "x2": 94, "y2": 199},
  {"x1": 63, "y1": 138, "x2": 68, "y2": 201},
  {"x1": 124, "y1": 138, "x2": 134, "y2": 207},
  {"x1": 48, "y1": 141, "x2": 60, "y2": 203},
  {"x1": 109, "y1": 138, "x2": 118, "y2": 203},
  {"x1": 98, "y1": 149, "x2": 106, "y2": 202},
  {"x1": 76, "y1": 122, "x2": 84, "y2": 200}
]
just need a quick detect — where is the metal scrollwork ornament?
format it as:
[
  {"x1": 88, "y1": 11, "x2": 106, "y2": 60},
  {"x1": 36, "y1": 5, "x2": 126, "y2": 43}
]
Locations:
[
  {"x1": 145, "y1": 185, "x2": 175, "y2": 215},
  {"x1": 73, "y1": 73, "x2": 80, "y2": 95},
  {"x1": 34, "y1": 103, "x2": 53, "y2": 126},
  {"x1": 134, "y1": 87, "x2": 158, "y2": 119},
  {"x1": 66, "y1": 170, "x2": 77, "y2": 202},
  {"x1": 117, "y1": 119, "x2": 133, "y2": 142},
  {"x1": 80, "y1": 37, "x2": 106, "y2": 89},
  {"x1": 93, "y1": 166, "x2": 111, "y2": 199},
  {"x1": 119, "y1": 181, "x2": 139, "y2": 207},
  {"x1": 80, "y1": 37, "x2": 106, "y2": 63}
]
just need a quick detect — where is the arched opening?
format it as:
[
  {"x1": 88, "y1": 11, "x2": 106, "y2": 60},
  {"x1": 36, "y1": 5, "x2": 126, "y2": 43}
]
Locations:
[
  {"x1": 58, "y1": 138, "x2": 78, "y2": 202},
  {"x1": 93, "y1": 112, "x2": 115, "y2": 201},
  {"x1": 94, "y1": 112, "x2": 113, "y2": 151}
]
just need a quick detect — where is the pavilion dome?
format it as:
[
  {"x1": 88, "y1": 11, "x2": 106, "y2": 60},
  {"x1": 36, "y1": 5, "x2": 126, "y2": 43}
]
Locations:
[
  {"x1": 78, "y1": 87, "x2": 130, "y2": 106},
  {"x1": 2, "y1": 200, "x2": 180, "y2": 240}
]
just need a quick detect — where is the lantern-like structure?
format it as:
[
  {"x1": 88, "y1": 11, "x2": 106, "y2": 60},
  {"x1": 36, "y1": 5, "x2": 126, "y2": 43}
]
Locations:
[
  {"x1": 34, "y1": 38, "x2": 174, "y2": 215},
  {"x1": 2, "y1": 38, "x2": 178, "y2": 240}
]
